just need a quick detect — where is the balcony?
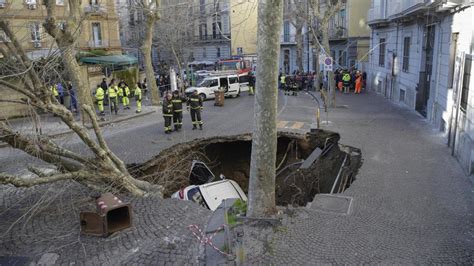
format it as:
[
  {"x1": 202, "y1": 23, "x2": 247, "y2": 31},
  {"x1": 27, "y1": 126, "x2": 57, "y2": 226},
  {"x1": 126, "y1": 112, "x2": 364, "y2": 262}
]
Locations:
[
  {"x1": 84, "y1": 4, "x2": 107, "y2": 15},
  {"x1": 367, "y1": 0, "x2": 430, "y2": 26},
  {"x1": 194, "y1": 34, "x2": 231, "y2": 43},
  {"x1": 86, "y1": 40, "x2": 121, "y2": 50}
]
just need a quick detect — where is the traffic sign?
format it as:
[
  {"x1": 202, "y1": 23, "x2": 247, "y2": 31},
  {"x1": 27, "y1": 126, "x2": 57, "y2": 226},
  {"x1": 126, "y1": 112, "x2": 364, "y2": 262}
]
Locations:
[{"x1": 324, "y1": 57, "x2": 333, "y2": 71}]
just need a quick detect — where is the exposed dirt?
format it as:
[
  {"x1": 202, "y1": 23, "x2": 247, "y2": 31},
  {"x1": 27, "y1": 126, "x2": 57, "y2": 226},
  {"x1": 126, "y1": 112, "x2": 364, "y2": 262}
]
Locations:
[{"x1": 131, "y1": 130, "x2": 362, "y2": 206}]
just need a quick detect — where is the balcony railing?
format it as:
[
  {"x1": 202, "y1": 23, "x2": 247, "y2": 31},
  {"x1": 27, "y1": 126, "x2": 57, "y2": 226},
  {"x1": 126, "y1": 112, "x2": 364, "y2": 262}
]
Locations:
[
  {"x1": 88, "y1": 40, "x2": 107, "y2": 48},
  {"x1": 194, "y1": 34, "x2": 230, "y2": 42},
  {"x1": 84, "y1": 4, "x2": 107, "y2": 14},
  {"x1": 368, "y1": 0, "x2": 429, "y2": 22}
]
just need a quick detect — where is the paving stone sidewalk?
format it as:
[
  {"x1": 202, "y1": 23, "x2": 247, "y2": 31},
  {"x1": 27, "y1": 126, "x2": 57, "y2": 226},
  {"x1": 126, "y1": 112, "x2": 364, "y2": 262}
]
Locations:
[{"x1": 245, "y1": 91, "x2": 473, "y2": 264}]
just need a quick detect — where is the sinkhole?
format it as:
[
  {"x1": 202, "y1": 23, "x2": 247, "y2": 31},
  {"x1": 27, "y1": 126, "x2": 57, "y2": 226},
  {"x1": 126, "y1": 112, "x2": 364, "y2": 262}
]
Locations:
[{"x1": 131, "y1": 130, "x2": 362, "y2": 207}]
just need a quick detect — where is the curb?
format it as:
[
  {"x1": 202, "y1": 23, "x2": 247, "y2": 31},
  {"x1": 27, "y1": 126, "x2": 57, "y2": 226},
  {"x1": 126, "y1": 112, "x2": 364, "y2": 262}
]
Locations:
[{"x1": 0, "y1": 109, "x2": 156, "y2": 149}]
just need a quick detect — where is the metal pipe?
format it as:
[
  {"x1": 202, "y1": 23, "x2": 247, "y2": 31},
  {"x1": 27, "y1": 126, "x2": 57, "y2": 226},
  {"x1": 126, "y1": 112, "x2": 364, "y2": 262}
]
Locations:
[{"x1": 330, "y1": 154, "x2": 347, "y2": 194}]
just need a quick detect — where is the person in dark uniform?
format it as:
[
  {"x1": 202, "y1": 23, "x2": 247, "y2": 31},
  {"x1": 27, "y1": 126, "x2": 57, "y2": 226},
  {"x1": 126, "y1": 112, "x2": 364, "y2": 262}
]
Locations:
[
  {"x1": 187, "y1": 89, "x2": 203, "y2": 130},
  {"x1": 171, "y1": 90, "x2": 187, "y2": 131},
  {"x1": 162, "y1": 93, "x2": 174, "y2": 134}
]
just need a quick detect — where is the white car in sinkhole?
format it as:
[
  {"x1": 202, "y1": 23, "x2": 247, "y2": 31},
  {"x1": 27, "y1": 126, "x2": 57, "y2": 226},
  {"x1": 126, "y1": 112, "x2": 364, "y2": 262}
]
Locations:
[{"x1": 171, "y1": 160, "x2": 247, "y2": 211}]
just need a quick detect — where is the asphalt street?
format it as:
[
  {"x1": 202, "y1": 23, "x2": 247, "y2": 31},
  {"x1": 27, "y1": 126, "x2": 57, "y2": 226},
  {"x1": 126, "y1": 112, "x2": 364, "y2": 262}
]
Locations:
[{"x1": 0, "y1": 90, "x2": 318, "y2": 173}]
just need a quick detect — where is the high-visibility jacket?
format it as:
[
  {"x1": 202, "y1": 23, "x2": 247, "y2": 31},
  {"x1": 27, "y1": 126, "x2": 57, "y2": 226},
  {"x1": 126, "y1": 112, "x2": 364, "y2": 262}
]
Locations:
[
  {"x1": 95, "y1": 86, "x2": 105, "y2": 101},
  {"x1": 108, "y1": 86, "x2": 118, "y2": 98},
  {"x1": 171, "y1": 95, "x2": 187, "y2": 112},
  {"x1": 280, "y1": 75, "x2": 286, "y2": 84},
  {"x1": 342, "y1": 73, "x2": 351, "y2": 85},
  {"x1": 51, "y1": 85, "x2": 59, "y2": 97},
  {"x1": 187, "y1": 94, "x2": 203, "y2": 110},
  {"x1": 118, "y1": 86, "x2": 130, "y2": 97},
  {"x1": 134, "y1": 86, "x2": 142, "y2": 101},
  {"x1": 162, "y1": 99, "x2": 173, "y2": 116}
]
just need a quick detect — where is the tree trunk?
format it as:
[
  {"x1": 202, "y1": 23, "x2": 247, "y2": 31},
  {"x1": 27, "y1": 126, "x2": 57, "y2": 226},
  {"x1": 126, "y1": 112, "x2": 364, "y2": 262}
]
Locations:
[
  {"x1": 313, "y1": 45, "x2": 320, "y2": 90},
  {"x1": 321, "y1": 29, "x2": 335, "y2": 107},
  {"x1": 295, "y1": 23, "x2": 304, "y2": 72},
  {"x1": 247, "y1": 0, "x2": 283, "y2": 217},
  {"x1": 141, "y1": 16, "x2": 160, "y2": 106},
  {"x1": 61, "y1": 51, "x2": 93, "y2": 123}
]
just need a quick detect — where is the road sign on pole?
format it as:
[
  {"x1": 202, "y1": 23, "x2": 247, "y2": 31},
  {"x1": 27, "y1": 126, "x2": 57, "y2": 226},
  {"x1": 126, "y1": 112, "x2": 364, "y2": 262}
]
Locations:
[{"x1": 324, "y1": 57, "x2": 333, "y2": 71}]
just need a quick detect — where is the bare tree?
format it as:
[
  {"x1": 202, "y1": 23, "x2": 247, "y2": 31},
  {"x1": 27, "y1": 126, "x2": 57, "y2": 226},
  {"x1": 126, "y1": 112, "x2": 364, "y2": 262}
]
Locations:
[
  {"x1": 309, "y1": 0, "x2": 343, "y2": 106},
  {"x1": 247, "y1": 0, "x2": 283, "y2": 217},
  {"x1": 0, "y1": 1, "x2": 159, "y2": 196},
  {"x1": 285, "y1": 0, "x2": 308, "y2": 72},
  {"x1": 155, "y1": 0, "x2": 194, "y2": 77},
  {"x1": 134, "y1": 0, "x2": 162, "y2": 106}
]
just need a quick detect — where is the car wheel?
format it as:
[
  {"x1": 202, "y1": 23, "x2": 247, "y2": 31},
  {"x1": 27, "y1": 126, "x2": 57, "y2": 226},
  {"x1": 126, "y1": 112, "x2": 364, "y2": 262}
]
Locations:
[{"x1": 199, "y1": 93, "x2": 206, "y2": 101}]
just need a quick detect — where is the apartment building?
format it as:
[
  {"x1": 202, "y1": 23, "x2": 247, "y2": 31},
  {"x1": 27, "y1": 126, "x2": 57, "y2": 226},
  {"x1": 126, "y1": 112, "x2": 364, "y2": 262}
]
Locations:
[
  {"x1": 189, "y1": 0, "x2": 231, "y2": 63},
  {"x1": 366, "y1": 0, "x2": 473, "y2": 174},
  {"x1": 0, "y1": 0, "x2": 122, "y2": 58},
  {"x1": 277, "y1": 0, "x2": 371, "y2": 74}
]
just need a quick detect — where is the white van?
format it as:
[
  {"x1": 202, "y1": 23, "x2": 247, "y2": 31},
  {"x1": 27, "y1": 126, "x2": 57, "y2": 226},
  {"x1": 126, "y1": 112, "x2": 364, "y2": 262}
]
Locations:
[{"x1": 185, "y1": 74, "x2": 240, "y2": 100}]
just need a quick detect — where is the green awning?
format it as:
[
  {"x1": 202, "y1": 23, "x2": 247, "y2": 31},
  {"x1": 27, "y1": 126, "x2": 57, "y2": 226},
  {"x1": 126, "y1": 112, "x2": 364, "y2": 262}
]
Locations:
[{"x1": 79, "y1": 55, "x2": 138, "y2": 66}]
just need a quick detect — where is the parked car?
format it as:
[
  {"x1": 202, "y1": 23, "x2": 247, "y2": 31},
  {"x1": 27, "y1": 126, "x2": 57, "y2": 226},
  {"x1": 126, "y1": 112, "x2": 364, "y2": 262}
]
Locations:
[
  {"x1": 185, "y1": 74, "x2": 240, "y2": 100},
  {"x1": 171, "y1": 179, "x2": 247, "y2": 211}
]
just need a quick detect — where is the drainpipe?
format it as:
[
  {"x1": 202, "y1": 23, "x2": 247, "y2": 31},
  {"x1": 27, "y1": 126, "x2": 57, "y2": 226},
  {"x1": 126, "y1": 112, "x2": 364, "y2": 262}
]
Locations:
[{"x1": 431, "y1": 21, "x2": 443, "y2": 124}]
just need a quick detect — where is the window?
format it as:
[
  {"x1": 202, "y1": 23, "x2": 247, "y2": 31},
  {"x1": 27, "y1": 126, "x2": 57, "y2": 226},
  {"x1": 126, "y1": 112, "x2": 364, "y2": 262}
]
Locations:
[
  {"x1": 229, "y1": 77, "x2": 238, "y2": 84},
  {"x1": 402, "y1": 37, "x2": 410, "y2": 72},
  {"x1": 212, "y1": 15, "x2": 221, "y2": 39},
  {"x1": 379, "y1": 38, "x2": 386, "y2": 66},
  {"x1": 91, "y1": 22, "x2": 102, "y2": 47},
  {"x1": 30, "y1": 22, "x2": 41, "y2": 42},
  {"x1": 236, "y1": 47, "x2": 243, "y2": 55},
  {"x1": 56, "y1": 0, "x2": 65, "y2": 5},
  {"x1": 209, "y1": 79, "x2": 218, "y2": 87},
  {"x1": 202, "y1": 48, "x2": 206, "y2": 58},
  {"x1": 338, "y1": 50, "x2": 346, "y2": 67},
  {"x1": 199, "y1": 0, "x2": 205, "y2": 15},
  {"x1": 460, "y1": 55, "x2": 471, "y2": 112},
  {"x1": 57, "y1": 22, "x2": 66, "y2": 30},
  {"x1": 283, "y1": 21, "x2": 290, "y2": 42},
  {"x1": 216, "y1": 47, "x2": 221, "y2": 58},
  {"x1": 199, "y1": 22, "x2": 207, "y2": 40}
]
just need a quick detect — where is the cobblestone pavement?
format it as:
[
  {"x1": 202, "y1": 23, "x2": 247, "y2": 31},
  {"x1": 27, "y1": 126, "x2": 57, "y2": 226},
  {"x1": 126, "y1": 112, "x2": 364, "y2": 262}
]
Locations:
[
  {"x1": 0, "y1": 181, "x2": 211, "y2": 265},
  {"x1": 246, "y1": 91, "x2": 474, "y2": 264},
  {"x1": 1, "y1": 90, "x2": 473, "y2": 264}
]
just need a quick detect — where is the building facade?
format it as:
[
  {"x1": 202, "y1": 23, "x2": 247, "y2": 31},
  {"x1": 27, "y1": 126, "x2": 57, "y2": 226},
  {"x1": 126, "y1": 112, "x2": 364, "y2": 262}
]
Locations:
[
  {"x1": 230, "y1": 0, "x2": 258, "y2": 56},
  {"x1": 188, "y1": 0, "x2": 231, "y2": 63},
  {"x1": 278, "y1": 0, "x2": 371, "y2": 74},
  {"x1": 366, "y1": 0, "x2": 473, "y2": 174},
  {"x1": 0, "y1": 0, "x2": 122, "y2": 57}
]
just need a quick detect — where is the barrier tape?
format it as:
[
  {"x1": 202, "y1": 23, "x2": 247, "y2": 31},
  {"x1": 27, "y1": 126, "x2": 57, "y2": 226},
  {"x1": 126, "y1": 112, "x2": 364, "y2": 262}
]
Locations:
[{"x1": 188, "y1": 224, "x2": 232, "y2": 257}]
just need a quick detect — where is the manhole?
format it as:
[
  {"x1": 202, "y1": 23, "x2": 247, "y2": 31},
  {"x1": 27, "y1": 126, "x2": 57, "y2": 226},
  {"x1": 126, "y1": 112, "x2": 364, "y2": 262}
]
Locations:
[
  {"x1": 308, "y1": 194, "x2": 353, "y2": 215},
  {"x1": 132, "y1": 130, "x2": 362, "y2": 207}
]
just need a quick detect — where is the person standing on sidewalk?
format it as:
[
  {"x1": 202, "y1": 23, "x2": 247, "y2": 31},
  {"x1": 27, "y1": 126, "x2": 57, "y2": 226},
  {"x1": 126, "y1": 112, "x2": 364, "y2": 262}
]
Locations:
[
  {"x1": 342, "y1": 70, "x2": 351, "y2": 94},
  {"x1": 162, "y1": 93, "x2": 174, "y2": 134},
  {"x1": 101, "y1": 77, "x2": 109, "y2": 106},
  {"x1": 134, "y1": 82, "x2": 142, "y2": 113},
  {"x1": 118, "y1": 81, "x2": 131, "y2": 109},
  {"x1": 248, "y1": 73, "x2": 255, "y2": 95},
  {"x1": 95, "y1": 84, "x2": 105, "y2": 116},
  {"x1": 354, "y1": 71, "x2": 362, "y2": 94},
  {"x1": 108, "y1": 80, "x2": 118, "y2": 115},
  {"x1": 187, "y1": 89, "x2": 203, "y2": 130},
  {"x1": 171, "y1": 90, "x2": 186, "y2": 131},
  {"x1": 63, "y1": 81, "x2": 72, "y2": 111}
]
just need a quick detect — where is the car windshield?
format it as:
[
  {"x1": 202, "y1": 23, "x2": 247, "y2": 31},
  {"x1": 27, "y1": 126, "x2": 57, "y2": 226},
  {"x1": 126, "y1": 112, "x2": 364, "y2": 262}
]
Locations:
[
  {"x1": 220, "y1": 61, "x2": 239, "y2": 71},
  {"x1": 187, "y1": 187, "x2": 206, "y2": 207}
]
